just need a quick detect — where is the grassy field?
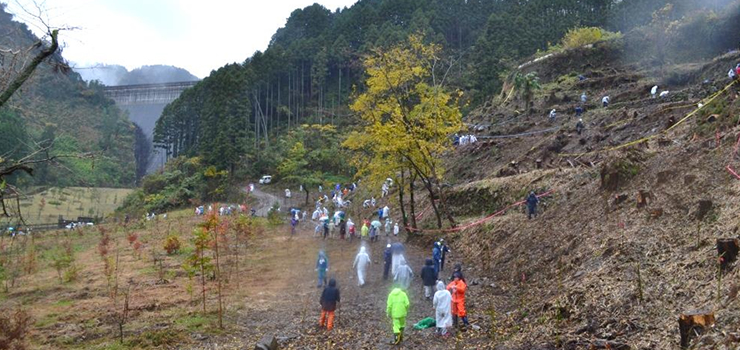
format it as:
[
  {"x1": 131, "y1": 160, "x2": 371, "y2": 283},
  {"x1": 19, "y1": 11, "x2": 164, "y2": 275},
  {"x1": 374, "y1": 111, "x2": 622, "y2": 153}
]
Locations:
[
  {"x1": 0, "y1": 213, "x2": 275, "y2": 349},
  {"x1": 9, "y1": 187, "x2": 133, "y2": 225}
]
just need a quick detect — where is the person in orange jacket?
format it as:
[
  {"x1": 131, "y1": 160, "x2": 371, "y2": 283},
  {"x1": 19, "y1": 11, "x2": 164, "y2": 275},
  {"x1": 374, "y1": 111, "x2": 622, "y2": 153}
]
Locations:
[{"x1": 447, "y1": 271, "x2": 469, "y2": 327}]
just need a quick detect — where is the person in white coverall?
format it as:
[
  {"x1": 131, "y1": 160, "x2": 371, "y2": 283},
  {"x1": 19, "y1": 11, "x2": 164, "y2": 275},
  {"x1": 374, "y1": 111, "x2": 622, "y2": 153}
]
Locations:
[
  {"x1": 391, "y1": 242, "x2": 405, "y2": 276},
  {"x1": 353, "y1": 246, "x2": 371, "y2": 286},
  {"x1": 433, "y1": 280, "x2": 452, "y2": 336},
  {"x1": 394, "y1": 257, "x2": 413, "y2": 290}
]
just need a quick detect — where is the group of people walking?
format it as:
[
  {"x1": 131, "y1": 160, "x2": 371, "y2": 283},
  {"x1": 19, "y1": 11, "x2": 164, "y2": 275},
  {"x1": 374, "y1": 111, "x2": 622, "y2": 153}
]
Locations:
[{"x1": 316, "y1": 238, "x2": 469, "y2": 345}]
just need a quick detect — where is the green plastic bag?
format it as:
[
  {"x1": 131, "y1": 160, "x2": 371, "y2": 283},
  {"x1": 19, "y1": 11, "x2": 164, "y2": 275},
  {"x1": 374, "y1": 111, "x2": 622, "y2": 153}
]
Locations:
[{"x1": 413, "y1": 317, "x2": 436, "y2": 330}]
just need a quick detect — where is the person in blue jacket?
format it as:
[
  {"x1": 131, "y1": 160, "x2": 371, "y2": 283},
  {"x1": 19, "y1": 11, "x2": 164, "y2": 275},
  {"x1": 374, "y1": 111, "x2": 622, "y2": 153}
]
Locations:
[
  {"x1": 316, "y1": 250, "x2": 329, "y2": 287},
  {"x1": 438, "y1": 239, "x2": 451, "y2": 271},
  {"x1": 383, "y1": 244, "x2": 392, "y2": 280},
  {"x1": 432, "y1": 242, "x2": 442, "y2": 275},
  {"x1": 526, "y1": 191, "x2": 539, "y2": 219}
]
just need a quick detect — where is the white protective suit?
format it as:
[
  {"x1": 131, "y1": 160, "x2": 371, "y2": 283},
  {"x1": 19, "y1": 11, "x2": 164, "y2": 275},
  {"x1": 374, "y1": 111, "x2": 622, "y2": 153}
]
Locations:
[
  {"x1": 353, "y1": 246, "x2": 371, "y2": 286},
  {"x1": 394, "y1": 257, "x2": 413, "y2": 290},
  {"x1": 391, "y1": 243, "x2": 405, "y2": 276},
  {"x1": 433, "y1": 280, "x2": 453, "y2": 331},
  {"x1": 650, "y1": 85, "x2": 658, "y2": 97}
]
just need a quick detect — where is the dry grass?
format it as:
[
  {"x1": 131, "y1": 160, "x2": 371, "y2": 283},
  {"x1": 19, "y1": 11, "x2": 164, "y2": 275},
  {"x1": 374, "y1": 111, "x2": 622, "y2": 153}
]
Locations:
[{"x1": 6, "y1": 187, "x2": 133, "y2": 225}]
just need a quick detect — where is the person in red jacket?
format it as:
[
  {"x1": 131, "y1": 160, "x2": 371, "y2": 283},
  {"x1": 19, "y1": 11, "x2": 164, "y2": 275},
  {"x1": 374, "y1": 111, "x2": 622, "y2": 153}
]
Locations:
[{"x1": 447, "y1": 271, "x2": 469, "y2": 327}]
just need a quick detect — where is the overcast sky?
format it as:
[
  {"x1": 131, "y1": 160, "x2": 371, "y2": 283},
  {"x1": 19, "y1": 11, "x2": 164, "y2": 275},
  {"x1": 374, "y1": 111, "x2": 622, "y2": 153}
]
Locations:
[{"x1": 5, "y1": 0, "x2": 359, "y2": 78}]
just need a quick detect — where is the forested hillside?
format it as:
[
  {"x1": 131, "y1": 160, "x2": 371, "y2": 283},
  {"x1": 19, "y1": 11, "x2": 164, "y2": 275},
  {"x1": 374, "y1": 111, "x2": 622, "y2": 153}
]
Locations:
[
  {"x1": 0, "y1": 4, "x2": 136, "y2": 188},
  {"x1": 153, "y1": 0, "x2": 737, "y2": 184}
]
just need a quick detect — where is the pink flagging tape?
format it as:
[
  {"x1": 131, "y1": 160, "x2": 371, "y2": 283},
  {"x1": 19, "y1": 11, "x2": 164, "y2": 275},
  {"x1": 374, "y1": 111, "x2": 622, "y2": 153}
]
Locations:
[
  {"x1": 405, "y1": 190, "x2": 555, "y2": 234},
  {"x1": 727, "y1": 133, "x2": 740, "y2": 180}
]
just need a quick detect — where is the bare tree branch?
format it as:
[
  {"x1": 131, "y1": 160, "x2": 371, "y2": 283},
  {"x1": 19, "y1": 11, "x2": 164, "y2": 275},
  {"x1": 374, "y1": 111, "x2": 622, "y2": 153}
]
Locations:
[{"x1": 0, "y1": 28, "x2": 58, "y2": 108}]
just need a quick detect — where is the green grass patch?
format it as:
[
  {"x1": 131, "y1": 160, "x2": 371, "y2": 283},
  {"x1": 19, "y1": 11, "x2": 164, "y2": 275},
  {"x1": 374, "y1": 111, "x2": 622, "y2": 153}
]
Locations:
[
  {"x1": 35, "y1": 312, "x2": 59, "y2": 328},
  {"x1": 54, "y1": 299, "x2": 73, "y2": 307},
  {"x1": 174, "y1": 313, "x2": 210, "y2": 331}
]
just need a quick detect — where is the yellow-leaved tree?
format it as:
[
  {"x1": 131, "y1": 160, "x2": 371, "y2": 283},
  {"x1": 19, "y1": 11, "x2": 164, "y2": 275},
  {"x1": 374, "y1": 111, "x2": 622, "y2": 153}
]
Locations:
[{"x1": 344, "y1": 34, "x2": 462, "y2": 231}]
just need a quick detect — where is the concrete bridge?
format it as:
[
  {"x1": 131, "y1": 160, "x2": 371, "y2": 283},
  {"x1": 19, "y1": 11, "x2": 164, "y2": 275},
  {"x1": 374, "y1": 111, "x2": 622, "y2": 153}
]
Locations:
[
  {"x1": 103, "y1": 81, "x2": 198, "y2": 105},
  {"x1": 104, "y1": 81, "x2": 198, "y2": 175}
]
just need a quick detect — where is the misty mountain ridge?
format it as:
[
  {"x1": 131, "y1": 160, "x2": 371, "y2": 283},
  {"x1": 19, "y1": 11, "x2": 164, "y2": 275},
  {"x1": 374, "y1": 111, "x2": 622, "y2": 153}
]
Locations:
[{"x1": 74, "y1": 64, "x2": 199, "y2": 86}]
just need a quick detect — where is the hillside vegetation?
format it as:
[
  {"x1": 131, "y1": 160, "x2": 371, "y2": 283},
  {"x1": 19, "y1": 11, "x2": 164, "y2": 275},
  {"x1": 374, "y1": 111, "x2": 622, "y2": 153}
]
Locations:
[
  {"x1": 144, "y1": 0, "x2": 740, "y2": 211},
  {"x1": 0, "y1": 5, "x2": 136, "y2": 189},
  {"x1": 3, "y1": 1, "x2": 740, "y2": 349}
]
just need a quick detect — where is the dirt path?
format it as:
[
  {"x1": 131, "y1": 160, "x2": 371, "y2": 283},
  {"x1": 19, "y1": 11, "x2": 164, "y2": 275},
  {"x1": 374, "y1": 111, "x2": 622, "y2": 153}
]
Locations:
[
  {"x1": 249, "y1": 187, "x2": 280, "y2": 217},
  {"x1": 188, "y1": 221, "x2": 477, "y2": 349}
]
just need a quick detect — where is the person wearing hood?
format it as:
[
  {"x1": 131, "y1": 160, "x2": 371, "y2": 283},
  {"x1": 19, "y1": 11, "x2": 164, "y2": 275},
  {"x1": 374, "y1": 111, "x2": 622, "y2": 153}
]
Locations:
[
  {"x1": 447, "y1": 272, "x2": 469, "y2": 328},
  {"x1": 651, "y1": 85, "x2": 658, "y2": 98},
  {"x1": 433, "y1": 280, "x2": 452, "y2": 336},
  {"x1": 386, "y1": 284, "x2": 410, "y2": 345},
  {"x1": 316, "y1": 251, "x2": 329, "y2": 288},
  {"x1": 319, "y1": 279, "x2": 340, "y2": 330},
  {"x1": 393, "y1": 222, "x2": 399, "y2": 236},
  {"x1": 348, "y1": 219, "x2": 356, "y2": 241},
  {"x1": 383, "y1": 244, "x2": 392, "y2": 280},
  {"x1": 391, "y1": 242, "x2": 405, "y2": 276},
  {"x1": 353, "y1": 246, "x2": 371, "y2": 286},
  {"x1": 339, "y1": 219, "x2": 347, "y2": 240},
  {"x1": 394, "y1": 257, "x2": 414, "y2": 290},
  {"x1": 420, "y1": 259, "x2": 438, "y2": 299},
  {"x1": 361, "y1": 222, "x2": 369, "y2": 240},
  {"x1": 576, "y1": 118, "x2": 585, "y2": 135}
]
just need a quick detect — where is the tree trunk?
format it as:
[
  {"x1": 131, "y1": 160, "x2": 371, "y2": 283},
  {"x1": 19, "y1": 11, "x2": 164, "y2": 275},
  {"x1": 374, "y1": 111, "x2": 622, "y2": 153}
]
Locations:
[
  {"x1": 398, "y1": 170, "x2": 409, "y2": 233},
  {"x1": 436, "y1": 182, "x2": 457, "y2": 227},
  {"x1": 0, "y1": 30, "x2": 59, "y2": 109},
  {"x1": 304, "y1": 188, "x2": 310, "y2": 205},
  {"x1": 200, "y1": 256, "x2": 206, "y2": 314},
  {"x1": 213, "y1": 231, "x2": 223, "y2": 329},
  {"x1": 301, "y1": 62, "x2": 304, "y2": 121},
  {"x1": 409, "y1": 171, "x2": 417, "y2": 229},
  {"x1": 417, "y1": 177, "x2": 442, "y2": 229}
]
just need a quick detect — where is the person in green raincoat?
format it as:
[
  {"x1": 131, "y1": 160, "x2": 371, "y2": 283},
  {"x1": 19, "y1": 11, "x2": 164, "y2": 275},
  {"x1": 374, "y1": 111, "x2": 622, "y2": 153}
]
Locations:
[
  {"x1": 361, "y1": 221, "x2": 369, "y2": 240},
  {"x1": 386, "y1": 284, "x2": 410, "y2": 344}
]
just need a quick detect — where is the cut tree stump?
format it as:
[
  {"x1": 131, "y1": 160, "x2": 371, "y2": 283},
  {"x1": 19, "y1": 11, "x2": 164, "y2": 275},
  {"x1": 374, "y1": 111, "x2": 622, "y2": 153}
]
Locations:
[
  {"x1": 695, "y1": 200, "x2": 713, "y2": 221},
  {"x1": 254, "y1": 335, "x2": 278, "y2": 350},
  {"x1": 717, "y1": 238, "x2": 739, "y2": 269},
  {"x1": 614, "y1": 193, "x2": 628, "y2": 205},
  {"x1": 650, "y1": 208, "x2": 663, "y2": 218},
  {"x1": 679, "y1": 310, "x2": 715, "y2": 348},
  {"x1": 636, "y1": 190, "x2": 651, "y2": 208}
]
